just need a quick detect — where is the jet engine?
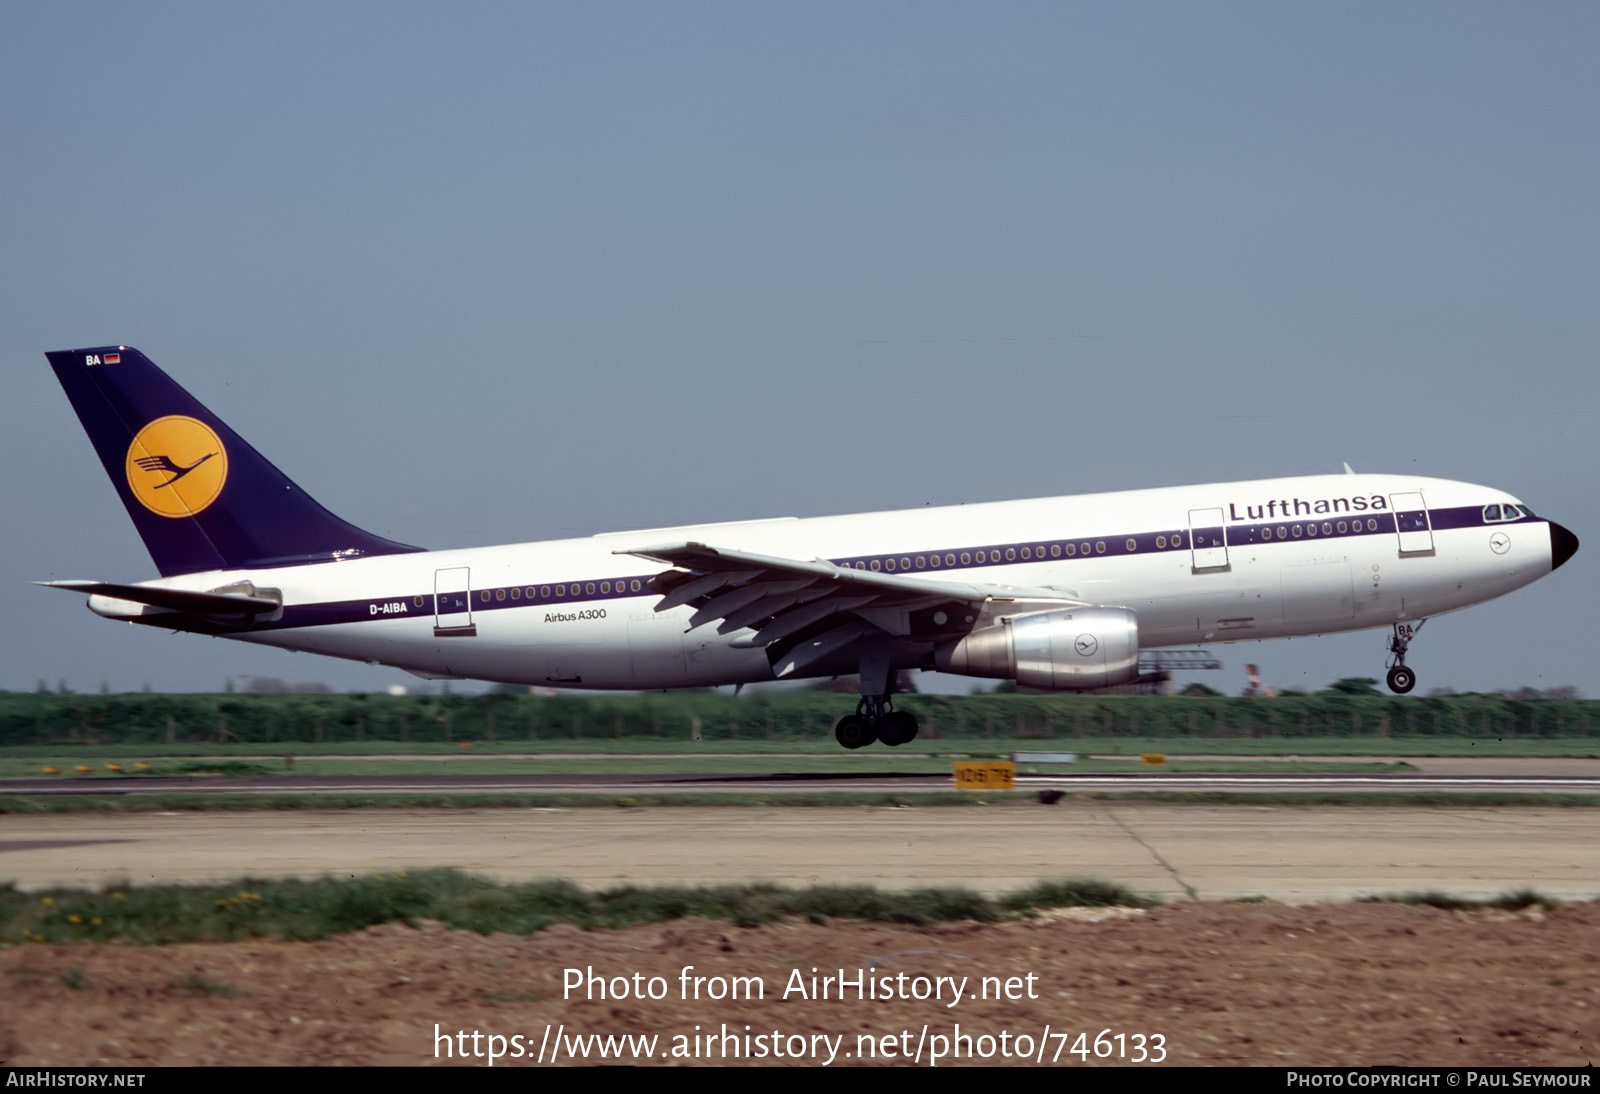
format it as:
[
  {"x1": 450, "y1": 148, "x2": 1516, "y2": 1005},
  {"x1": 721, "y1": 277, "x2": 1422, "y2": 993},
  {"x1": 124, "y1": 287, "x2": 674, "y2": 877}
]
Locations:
[{"x1": 934, "y1": 606, "x2": 1140, "y2": 691}]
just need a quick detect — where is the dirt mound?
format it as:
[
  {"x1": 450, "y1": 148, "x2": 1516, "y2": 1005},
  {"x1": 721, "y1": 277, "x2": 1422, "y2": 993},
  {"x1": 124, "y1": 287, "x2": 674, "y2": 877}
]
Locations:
[{"x1": 3, "y1": 901, "x2": 1597, "y2": 1066}]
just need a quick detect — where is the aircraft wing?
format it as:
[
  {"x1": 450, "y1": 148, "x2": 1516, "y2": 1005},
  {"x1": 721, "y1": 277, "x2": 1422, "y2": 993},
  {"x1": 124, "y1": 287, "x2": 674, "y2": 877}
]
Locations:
[{"x1": 620, "y1": 541, "x2": 1081, "y2": 677}]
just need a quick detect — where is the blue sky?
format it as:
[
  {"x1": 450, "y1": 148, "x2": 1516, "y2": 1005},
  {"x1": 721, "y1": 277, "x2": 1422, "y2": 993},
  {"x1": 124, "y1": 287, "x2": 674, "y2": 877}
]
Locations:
[{"x1": 4, "y1": 3, "x2": 1595, "y2": 696}]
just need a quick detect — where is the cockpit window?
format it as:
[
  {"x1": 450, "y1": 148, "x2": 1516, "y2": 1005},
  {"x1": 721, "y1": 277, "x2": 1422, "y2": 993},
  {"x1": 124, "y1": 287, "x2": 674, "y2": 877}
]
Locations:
[{"x1": 1485, "y1": 503, "x2": 1533, "y2": 523}]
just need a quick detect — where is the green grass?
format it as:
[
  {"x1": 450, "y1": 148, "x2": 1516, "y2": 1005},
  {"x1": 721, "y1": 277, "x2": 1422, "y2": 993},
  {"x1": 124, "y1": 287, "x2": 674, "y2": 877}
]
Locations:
[
  {"x1": 0, "y1": 870, "x2": 1157, "y2": 944},
  {"x1": 1357, "y1": 888, "x2": 1561, "y2": 912},
  {"x1": 999, "y1": 878, "x2": 1160, "y2": 911}
]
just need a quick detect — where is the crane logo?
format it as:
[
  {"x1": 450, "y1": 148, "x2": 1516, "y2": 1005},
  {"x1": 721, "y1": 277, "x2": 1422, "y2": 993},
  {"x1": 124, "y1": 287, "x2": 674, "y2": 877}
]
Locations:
[{"x1": 125, "y1": 416, "x2": 228, "y2": 517}]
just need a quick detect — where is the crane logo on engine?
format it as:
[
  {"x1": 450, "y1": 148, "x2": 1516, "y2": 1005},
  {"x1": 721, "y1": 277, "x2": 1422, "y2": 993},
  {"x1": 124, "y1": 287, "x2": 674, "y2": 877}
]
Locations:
[{"x1": 1074, "y1": 634, "x2": 1098, "y2": 657}]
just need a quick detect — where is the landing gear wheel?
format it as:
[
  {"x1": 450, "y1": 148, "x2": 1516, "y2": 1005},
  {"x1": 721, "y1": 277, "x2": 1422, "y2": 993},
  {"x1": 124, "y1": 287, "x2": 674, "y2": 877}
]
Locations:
[
  {"x1": 1386, "y1": 666, "x2": 1416, "y2": 694},
  {"x1": 834, "y1": 714, "x2": 877, "y2": 750},
  {"x1": 877, "y1": 710, "x2": 919, "y2": 747}
]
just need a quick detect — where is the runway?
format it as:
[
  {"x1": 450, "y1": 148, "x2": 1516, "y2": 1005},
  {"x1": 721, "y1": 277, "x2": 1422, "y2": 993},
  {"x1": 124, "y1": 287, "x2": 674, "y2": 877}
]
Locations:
[
  {"x1": 2, "y1": 801, "x2": 1597, "y2": 904},
  {"x1": 5, "y1": 768, "x2": 1600, "y2": 795}
]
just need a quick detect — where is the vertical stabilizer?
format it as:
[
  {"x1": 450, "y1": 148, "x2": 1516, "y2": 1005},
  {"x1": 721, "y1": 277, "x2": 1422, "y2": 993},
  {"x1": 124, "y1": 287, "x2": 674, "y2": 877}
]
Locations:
[{"x1": 47, "y1": 345, "x2": 422, "y2": 576}]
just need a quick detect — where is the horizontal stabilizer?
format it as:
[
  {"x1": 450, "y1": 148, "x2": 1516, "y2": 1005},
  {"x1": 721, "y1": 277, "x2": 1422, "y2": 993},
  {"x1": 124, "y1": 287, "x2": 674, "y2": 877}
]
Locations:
[{"x1": 38, "y1": 580, "x2": 279, "y2": 618}]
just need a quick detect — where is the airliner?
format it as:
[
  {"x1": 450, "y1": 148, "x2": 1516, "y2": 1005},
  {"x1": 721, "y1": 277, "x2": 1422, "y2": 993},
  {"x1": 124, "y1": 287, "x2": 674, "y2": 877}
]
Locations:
[{"x1": 42, "y1": 346, "x2": 1579, "y2": 748}]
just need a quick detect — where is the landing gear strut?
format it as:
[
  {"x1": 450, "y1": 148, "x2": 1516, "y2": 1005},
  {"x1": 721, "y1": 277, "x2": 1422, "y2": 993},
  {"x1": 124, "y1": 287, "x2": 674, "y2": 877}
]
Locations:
[
  {"x1": 834, "y1": 647, "x2": 919, "y2": 749},
  {"x1": 1385, "y1": 622, "x2": 1422, "y2": 694}
]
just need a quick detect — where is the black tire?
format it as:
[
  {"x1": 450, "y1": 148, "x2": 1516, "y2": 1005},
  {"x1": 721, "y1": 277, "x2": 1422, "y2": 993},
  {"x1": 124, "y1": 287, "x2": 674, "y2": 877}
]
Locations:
[
  {"x1": 878, "y1": 710, "x2": 919, "y2": 747},
  {"x1": 834, "y1": 714, "x2": 876, "y2": 749},
  {"x1": 1387, "y1": 666, "x2": 1416, "y2": 694}
]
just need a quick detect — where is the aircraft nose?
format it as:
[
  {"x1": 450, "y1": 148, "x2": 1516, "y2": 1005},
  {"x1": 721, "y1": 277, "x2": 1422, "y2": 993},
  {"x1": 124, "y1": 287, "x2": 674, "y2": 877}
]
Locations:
[{"x1": 1550, "y1": 522, "x2": 1580, "y2": 571}]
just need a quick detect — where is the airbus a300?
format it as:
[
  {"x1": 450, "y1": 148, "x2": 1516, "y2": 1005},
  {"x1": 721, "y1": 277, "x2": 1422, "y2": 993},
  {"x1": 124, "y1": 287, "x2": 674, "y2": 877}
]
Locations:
[{"x1": 42, "y1": 346, "x2": 1579, "y2": 748}]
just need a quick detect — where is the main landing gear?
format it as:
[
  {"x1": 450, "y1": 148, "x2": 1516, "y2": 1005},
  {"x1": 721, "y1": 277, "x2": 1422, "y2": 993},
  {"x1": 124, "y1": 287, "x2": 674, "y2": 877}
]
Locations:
[
  {"x1": 1385, "y1": 621, "x2": 1423, "y2": 694},
  {"x1": 834, "y1": 697, "x2": 919, "y2": 749},
  {"x1": 834, "y1": 645, "x2": 920, "y2": 749}
]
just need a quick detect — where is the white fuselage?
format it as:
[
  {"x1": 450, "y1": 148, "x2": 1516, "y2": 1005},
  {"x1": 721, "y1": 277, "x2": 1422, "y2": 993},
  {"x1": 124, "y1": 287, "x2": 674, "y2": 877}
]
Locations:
[{"x1": 96, "y1": 473, "x2": 1557, "y2": 689}]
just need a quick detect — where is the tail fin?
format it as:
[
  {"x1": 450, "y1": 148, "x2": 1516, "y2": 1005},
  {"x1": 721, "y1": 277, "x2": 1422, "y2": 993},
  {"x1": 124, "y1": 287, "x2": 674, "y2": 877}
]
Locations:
[{"x1": 47, "y1": 345, "x2": 422, "y2": 576}]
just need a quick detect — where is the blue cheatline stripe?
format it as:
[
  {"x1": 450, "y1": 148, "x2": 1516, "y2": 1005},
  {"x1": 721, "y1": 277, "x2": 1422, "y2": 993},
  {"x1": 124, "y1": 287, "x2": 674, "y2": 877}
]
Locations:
[{"x1": 250, "y1": 503, "x2": 1519, "y2": 632}]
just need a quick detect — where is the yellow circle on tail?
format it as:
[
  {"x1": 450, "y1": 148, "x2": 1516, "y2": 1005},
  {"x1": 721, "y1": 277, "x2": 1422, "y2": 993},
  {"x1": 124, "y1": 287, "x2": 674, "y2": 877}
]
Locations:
[{"x1": 125, "y1": 416, "x2": 229, "y2": 518}]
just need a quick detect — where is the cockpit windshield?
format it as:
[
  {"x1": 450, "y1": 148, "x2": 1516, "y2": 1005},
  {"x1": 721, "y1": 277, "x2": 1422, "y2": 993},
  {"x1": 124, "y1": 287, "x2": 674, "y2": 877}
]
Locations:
[{"x1": 1485, "y1": 503, "x2": 1534, "y2": 523}]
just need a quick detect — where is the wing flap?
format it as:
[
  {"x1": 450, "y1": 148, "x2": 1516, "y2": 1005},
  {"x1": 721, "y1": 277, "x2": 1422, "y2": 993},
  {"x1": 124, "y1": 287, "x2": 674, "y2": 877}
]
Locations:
[
  {"x1": 774, "y1": 621, "x2": 871, "y2": 677},
  {"x1": 716, "y1": 583, "x2": 833, "y2": 634},
  {"x1": 653, "y1": 569, "x2": 763, "y2": 612}
]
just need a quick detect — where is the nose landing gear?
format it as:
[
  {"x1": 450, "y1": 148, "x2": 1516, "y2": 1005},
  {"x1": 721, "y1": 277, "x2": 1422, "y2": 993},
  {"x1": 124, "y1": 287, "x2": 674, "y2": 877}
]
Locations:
[{"x1": 1385, "y1": 621, "x2": 1423, "y2": 694}]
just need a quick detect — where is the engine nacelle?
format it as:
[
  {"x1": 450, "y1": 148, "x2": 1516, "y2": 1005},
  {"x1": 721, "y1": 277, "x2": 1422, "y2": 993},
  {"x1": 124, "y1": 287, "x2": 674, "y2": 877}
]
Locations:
[{"x1": 934, "y1": 606, "x2": 1140, "y2": 691}]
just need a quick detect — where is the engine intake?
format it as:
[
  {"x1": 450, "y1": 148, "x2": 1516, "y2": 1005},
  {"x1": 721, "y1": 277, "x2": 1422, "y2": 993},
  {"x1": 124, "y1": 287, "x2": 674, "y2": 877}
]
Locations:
[{"x1": 935, "y1": 606, "x2": 1140, "y2": 691}]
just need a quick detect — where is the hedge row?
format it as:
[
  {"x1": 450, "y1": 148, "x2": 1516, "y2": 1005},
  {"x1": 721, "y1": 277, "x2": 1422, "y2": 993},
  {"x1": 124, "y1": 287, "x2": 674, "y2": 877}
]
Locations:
[{"x1": 1, "y1": 690, "x2": 1595, "y2": 745}]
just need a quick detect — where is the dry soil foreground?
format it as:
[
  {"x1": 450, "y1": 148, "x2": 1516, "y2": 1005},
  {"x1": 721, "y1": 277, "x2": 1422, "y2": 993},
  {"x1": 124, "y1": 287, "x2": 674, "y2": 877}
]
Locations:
[{"x1": 3, "y1": 901, "x2": 1597, "y2": 1067}]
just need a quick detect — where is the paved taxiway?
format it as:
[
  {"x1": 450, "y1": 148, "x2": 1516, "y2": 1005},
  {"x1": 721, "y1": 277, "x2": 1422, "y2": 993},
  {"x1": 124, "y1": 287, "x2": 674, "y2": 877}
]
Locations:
[{"x1": 3, "y1": 802, "x2": 1596, "y2": 903}]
